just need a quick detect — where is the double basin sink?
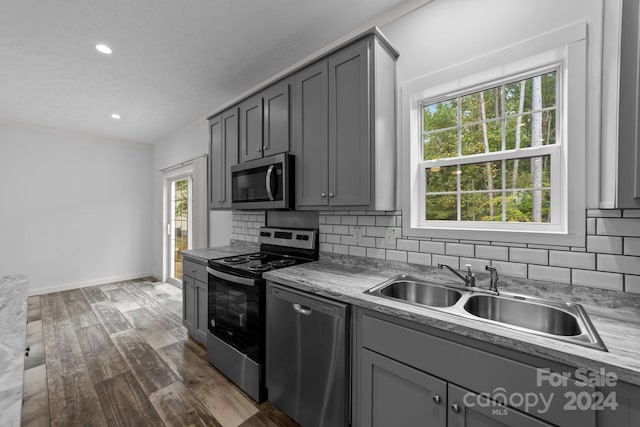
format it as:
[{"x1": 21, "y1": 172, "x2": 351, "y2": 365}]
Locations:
[{"x1": 365, "y1": 275, "x2": 607, "y2": 351}]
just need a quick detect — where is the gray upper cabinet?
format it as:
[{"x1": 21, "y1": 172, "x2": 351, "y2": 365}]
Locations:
[
  {"x1": 239, "y1": 80, "x2": 290, "y2": 163},
  {"x1": 293, "y1": 35, "x2": 397, "y2": 210},
  {"x1": 617, "y1": 0, "x2": 640, "y2": 208},
  {"x1": 209, "y1": 107, "x2": 238, "y2": 209},
  {"x1": 293, "y1": 61, "x2": 329, "y2": 207},
  {"x1": 239, "y1": 94, "x2": 264, "y2": 163},
  {"x1": 263, "y1": 80, "x2": 290, "y2": 157}
]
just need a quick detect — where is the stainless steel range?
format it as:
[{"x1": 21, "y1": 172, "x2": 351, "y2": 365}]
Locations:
[{"x1": 206, "y1": 227, "x2": 318, "y2": 402}]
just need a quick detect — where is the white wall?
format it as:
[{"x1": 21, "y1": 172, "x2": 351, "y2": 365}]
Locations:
[
  {"x1": 151, "y1": 120, "x2": 232, "y2": 278},
  {"x1": 0, "y1": 121, "x2": 153, "y2": 295}
]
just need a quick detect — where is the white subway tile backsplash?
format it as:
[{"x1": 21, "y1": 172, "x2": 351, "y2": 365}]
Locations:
[
  {"x1": 624, "y1": 237, "x2": 640, "y2": 256},
  {"x1": 333, "y1": 244, "x2": 349, "y2": 255},
  {"x1": 475, "y1": 245, "x2": 508, "y2": 261},
  {"x1": 420, "y1": 241, "x2": 445, "y2": 254},
  {"x1": 510, "y1": 248, "x2": 548, "y2": 265},
  {"x1": 549, "y1": 251, "x2": 595, "y2": 270},
  {"x1": 315, "y1": 208, "x2": 640, "y2": 292},
  {"x1": 407, "y1": 252, "x2": 432, "y2": 266},
  {"x1": 572, "y1": 270, "x2": 623, "y2": 291},
  {"x1": 491, "y1": 261, "x2": 528, "y2": 278},
  {"x1": 397, "y1": 239, "x2": 420, "y2": 252},
  {"x1": 357, "y1": 216, "x2": 376, "y2": 226},
  {"x1": 587, "y1": 236, "x2": 622, "y2": 254},
  {"x1": 349, "y1": 246, "x2": 366, "y2": 257},
  {"x1": 597, "y1": 254, "x2": 640, "y2": 275},
  {"x1": 341, "y1": 216, "x2": 357, "y2": 225},
  {"x1": 597, "y1": 218, "x2": 640, "y2": 237},
  {"x1": 386, "y1": 250, "x2": 408, "y2": 262},
  {"x1": 333, "y1": 225, "x2": 349, "y2": 235},
  {"x1": 432, "y1": 255, "x2": 459, "y2": 269},
  {"x1": 375, "y1": 216, "x2": 396, "y2": 227},
  {"x1": 446, "y1": 243, "x2": 474, "y2": 257},
  {"x1": 460, "y1": 257, "x2": 490, "y2": 272},
  {"x1": 587, "y1": 209, "x2": 622, "y2": 217},
  {"x1": 366, "y1": 248, "x2": 386, "y2": 259},
  {"x1": 529, "y1": 265, "x2": 571, "y2": 284},
  {"x1": 626, "y1": 275, "x2": 640, "y2": 293}
]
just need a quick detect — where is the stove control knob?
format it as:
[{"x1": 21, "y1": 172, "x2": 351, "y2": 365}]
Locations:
[{"x1": 210, "y1": 319, "x2": 216, "y2": 328}]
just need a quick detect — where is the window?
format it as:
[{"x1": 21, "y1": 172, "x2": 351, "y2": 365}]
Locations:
[
  {"x1": 401, "y1": 22, "x2": 587, "y2": 245},
  {"x1": 421, "y1": 69, "x2": 559, "y2": 225}
]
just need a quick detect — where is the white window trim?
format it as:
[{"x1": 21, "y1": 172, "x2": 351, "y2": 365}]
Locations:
[{"x1": 400, "y1": 22, "x2": 587, "y2": 246}]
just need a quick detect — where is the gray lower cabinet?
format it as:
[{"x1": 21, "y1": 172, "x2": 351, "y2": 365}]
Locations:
[
  {"x1": 359, "y1": 348, "x2": 447, "y2": 427},
  {"x1": 209, "y1": 107, "x2": 238, "y2": 209},
  {"x1": 293, "y1": 35, "x2": 397, "y2": 210},
  {"x1": 354, "y1": 308, "x2": 595, "y2": 427},
  {"x1": 182, "y1": 259, "x2": 208, "y2": 346}
]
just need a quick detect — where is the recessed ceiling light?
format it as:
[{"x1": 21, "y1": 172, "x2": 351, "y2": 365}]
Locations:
[
  {"x1": 111, "y1": 113, "x2": 121, "y2": 119},
  {"x1": 96, "y1": 44, "x2": 112, "y2": 55}
]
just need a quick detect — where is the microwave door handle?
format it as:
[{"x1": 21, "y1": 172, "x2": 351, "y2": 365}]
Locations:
[{"x1": 266, "y1": 165, "x2": 275, "y2": 201}]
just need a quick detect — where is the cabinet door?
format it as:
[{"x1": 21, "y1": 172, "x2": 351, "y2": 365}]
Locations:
[
  {"x1": 208, "y1": 115, "x2": 223, "y2": 209},
  {"x1": 239, "y1": 94, "x2": 264, "y2": 163},
  {"x1": 220, "y1": 107, "x2": 238, "y2": 208},
  {"x1": 294, "y1": 61, "x2": 329, "y2": 208},
  {"x1": 263, "y1": 80, "x2": 290, "y2": 156},
  {"x1": 194, "y1": 280, "x2": 208, "y2": 345},
  {"x1": 209, "y1": 108, "x2": 238, "y2": 209},
  {"x1": 328, "y1": 38, "x2": 371, "y2": 206},
  {"x1": 358, "y1": 348, "x2": 446, "y2": 427},
  {"x1": 182, "y1": 276, "x2": 195, "y2": 333},
  {"x1": 448, "y1": 384, "x2": 552, "y2": 427}
]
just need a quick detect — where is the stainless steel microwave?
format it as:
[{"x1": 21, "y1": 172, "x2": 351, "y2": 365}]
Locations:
[{"x1": 230, "y1": 153, "x2": 294, "y2": 210}]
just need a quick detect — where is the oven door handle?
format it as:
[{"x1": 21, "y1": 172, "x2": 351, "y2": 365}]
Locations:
[
  {"x1": 207, "y1": 267, "x2": 256, "y2": 287},
  {"x1": 265, "y1": 165, "x2": 275, "y2": 201}
]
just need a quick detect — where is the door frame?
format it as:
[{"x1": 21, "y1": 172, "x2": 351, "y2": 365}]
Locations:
[{"x1": 162, "y1": 166, "x2": 194, "y2": 285}]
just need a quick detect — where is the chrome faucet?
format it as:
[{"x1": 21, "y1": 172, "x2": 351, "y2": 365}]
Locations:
[
  {"x1": 438, "y1": 263, "x2": 475, "y2": 288},
  {"x1": 485, "y1": 265, "x2": 499, "y2": 294}
]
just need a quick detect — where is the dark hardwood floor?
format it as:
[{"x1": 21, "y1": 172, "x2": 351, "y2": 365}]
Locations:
[{"x1": 21, "y1": 278, "x2": 300, "y2": 427}]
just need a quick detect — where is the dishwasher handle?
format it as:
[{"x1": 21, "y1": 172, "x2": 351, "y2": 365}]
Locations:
[{"x1": 293, "y1": 303, "x2": 312, "y2": 315}]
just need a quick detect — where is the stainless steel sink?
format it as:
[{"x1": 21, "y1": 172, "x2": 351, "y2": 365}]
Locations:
[
  {"x1": 365, "y1": 274, "x2": 607, "y2": 351},
  {"x1": 364, "y1": 276, "x2": 463, "y2": 308}
]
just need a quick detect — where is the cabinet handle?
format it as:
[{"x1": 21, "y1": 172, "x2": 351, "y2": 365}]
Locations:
[
  {"x1": 256, "y1": 147, "x2": 262, "y2": 152},
  {"x1": 451, "y1": 403, "x2": 461, "y2": 413},
  {"x1": 321, "y1": 193, "x2": 327, "y2": 197},
  {"x1": 433, "y1": 395, "x2": 441, "y2": 404},
  {"x1": 263, "y1": 146, "x2": 268, "y2": 151},
  {"x1": 329, "y1": 193, "x2": 335, "y2": 198}
]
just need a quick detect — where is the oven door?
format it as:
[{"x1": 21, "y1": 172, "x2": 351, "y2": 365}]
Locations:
[{"x1": 207, "y1": 267, "x2": 261, "y2": 362}]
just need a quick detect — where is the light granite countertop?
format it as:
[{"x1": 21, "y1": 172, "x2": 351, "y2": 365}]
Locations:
[
  {"x1": 180, "y1": 242, "x2": 259, "y2": 264},
  {"x1": 264, "y1": 254, "x2": 640, "y2": 387},
  {"x1": 0, "y1": 275, "x2": 29, "y2": 426}
]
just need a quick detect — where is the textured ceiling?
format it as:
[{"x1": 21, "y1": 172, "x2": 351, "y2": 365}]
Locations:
[{"x1": 0, "y1": 0, "x2": 416, "y2": 143}]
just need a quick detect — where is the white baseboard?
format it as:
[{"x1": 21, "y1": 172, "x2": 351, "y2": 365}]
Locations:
[{"x1": 28, "y1": 272, "x2": 156, "y2": 296}]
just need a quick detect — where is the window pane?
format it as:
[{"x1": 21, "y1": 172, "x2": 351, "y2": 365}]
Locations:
[
  {"x1": 423, "y1": 99, "x2": 457, "y2": 132},
  {"x1": 461, "y1": 121, "x2": 501, "y2": 156},
  {"x1": 426, "y1": 166, "x2": 457, "y2": 193},
  {"x1": 506, "y1": 110, "x2": 555, "y2": 149},
  {"x1": 461, "y1": 192, "x2": 502, "y2": 222},
  {"x1": 426, "y1": 194, "x2": 457, "y2": 220},
  {"x1": 505, "y1": 155, "x2": 551, "y2": 189},
  {"x1": 504, "y1": 78, "x2": 532, "y2": 114},
  {"x1": 424, "y1": 129, "x2": 458, "y2": 160},
  {"x1": 506, "y1": 190, "x2": 551, "y2": 222},
  {"x1": 461, "y1": 87, "x2": 501, "y2": 124},
  {"x1": 541, "y1": 72, "x2": 556, "y2": 108},
  {"x1": 460, "y1": 161, "x2": 502, "y2": 191},
  {"x1": 505, "y1": 114, "x2": 531, "y2": 150}
]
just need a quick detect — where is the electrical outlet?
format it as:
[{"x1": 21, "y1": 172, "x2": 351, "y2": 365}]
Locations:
[
  {"x1": 352, "y1": 226, "x2": 363, "y2": 244},
  {"x1": 384, "y1": 227, "x2": 401, "y2": 246}
]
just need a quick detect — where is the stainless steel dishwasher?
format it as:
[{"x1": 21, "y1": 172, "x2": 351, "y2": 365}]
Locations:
[{"x1": 266, "y1": 282, "x2": 349, "y2": 427}]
